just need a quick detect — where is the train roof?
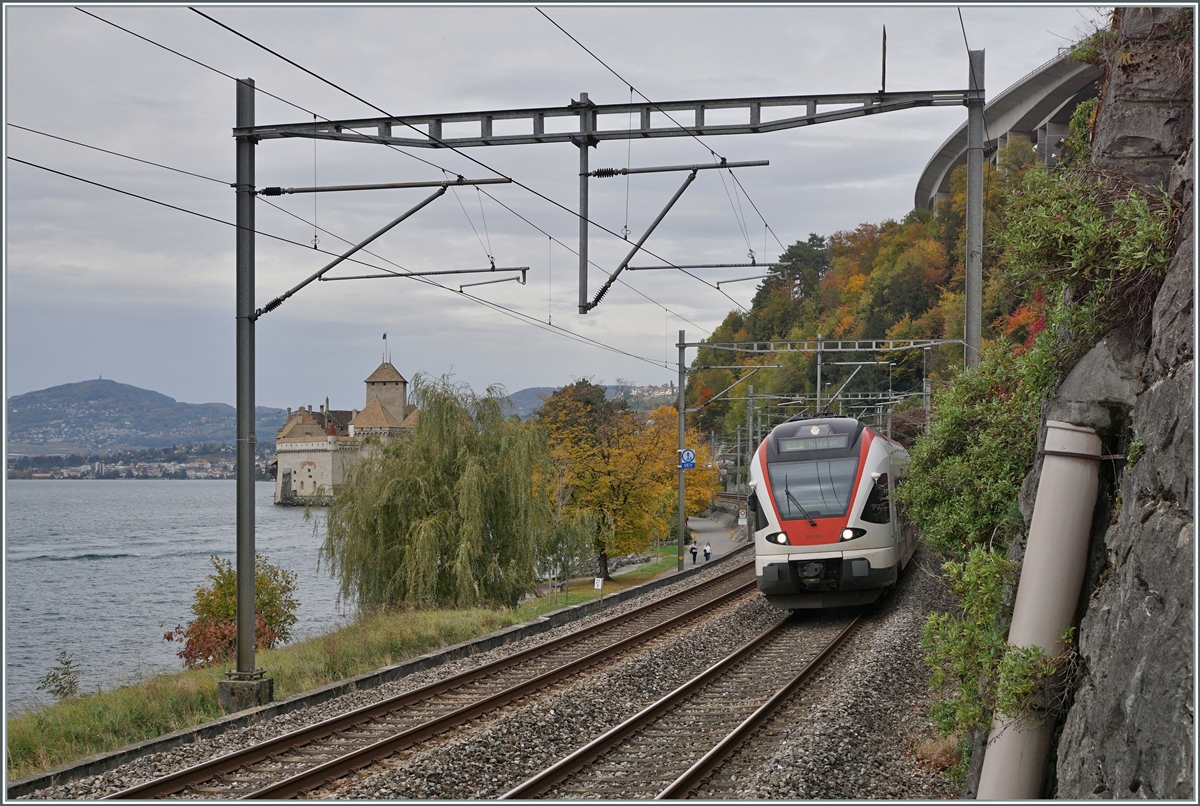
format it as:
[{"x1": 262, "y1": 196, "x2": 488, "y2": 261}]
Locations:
[{"x1": 760, "y1": 417, "x2": 869, "y2": 463}]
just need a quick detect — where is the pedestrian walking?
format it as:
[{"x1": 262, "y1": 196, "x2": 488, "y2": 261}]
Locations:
[
  {"x1": 703, "y1": 542, "x2": 712, "y2": 562},
  {"x1": 689, "y1": 540, "x2": 698, "y2": 564}
]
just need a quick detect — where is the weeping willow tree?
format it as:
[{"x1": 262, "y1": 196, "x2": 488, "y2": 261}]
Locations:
[{"x1": 321, "y1": 374, "x2": 547, "y2": 610}]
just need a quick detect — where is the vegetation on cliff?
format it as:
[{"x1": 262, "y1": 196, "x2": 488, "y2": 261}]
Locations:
[{"x1": 897, "y1": 10, "x2": 1185, "y2": 784}]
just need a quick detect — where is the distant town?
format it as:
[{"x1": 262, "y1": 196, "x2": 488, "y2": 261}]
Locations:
[
  {"x1": 5, "y1": 379, "x2": 678, "y2": 481},
  {"x1": 6, "y1": 444, "x2": 273, "y2": 481}
]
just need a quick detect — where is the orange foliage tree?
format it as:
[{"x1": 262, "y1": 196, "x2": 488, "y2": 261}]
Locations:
[{"x1": 538, "y1": 383, "x2": 718, "y2": 578}]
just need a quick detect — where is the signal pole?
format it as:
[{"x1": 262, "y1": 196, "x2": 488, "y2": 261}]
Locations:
[
  {"x1": 815, "y1": 334, "x2": 823, "y2": 413},
  {"x1": 747, "y1": 384, "x2": 755, "y2": 472},
  {"x1": 676, "y1": 330, "x2": 687, "y2": 572}
]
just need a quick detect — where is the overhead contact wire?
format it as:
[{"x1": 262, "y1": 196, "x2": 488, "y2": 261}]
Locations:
[
  {"x1": 10, "y1": 153, "x2": 669, "y2": 369},
  {"x1": 76, "y1": 8, "x2": 718, "y2": 349},
  {"x1": 8, "y1": 155, "x2": 416, "y2": 276},
  {"x1": 536, "y1": 7, "x2": 785, "y2": 306},
  {"x1": 8, "y1": 122, "x2": 230, "y2": 185},
  {"x1": 75, "y1": 7, "x2": 456, "y2": 175},
  {"x1": 476, "y1": 187, "x2": 714, "y2": 330}
]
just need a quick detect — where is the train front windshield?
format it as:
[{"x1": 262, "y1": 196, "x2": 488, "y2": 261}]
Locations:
[{"x1": 767, "y1": 458, "x2": 858, "y2": 520}]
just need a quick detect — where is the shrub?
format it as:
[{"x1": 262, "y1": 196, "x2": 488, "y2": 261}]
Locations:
[
  {"x1": 923, "y1": 549, "x2": 1079, "y2": 739},
  {"x1": 36, "y1": 651, "x2": 81, "y2": 701},
  {"x1": 896, "y1": 342, "x2": 1050, "y2": 555},
  {"x1": 999, "y1": 165, "x2": 1174, "y2": 348},
  {"x1": 165, "y1": 554, "x2": 298, "y2": 669}
]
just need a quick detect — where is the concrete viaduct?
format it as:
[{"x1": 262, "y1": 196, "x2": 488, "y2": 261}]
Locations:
[{"x1": 915, "y1": 51, "x2": 1104, "y2": 210}]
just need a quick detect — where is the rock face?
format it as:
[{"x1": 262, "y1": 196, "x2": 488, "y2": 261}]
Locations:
[
  {"x1": 1090, "y1": 7, "x2": 1193, "y2": 188},
  {"x1": 1053, "y1": 8, "x2": 1194, "y2": 799}
]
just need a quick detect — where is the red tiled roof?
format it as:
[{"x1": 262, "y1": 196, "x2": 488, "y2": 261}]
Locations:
[{"x1": 350, "y1": 398, "x2": 403, "y2": 428}]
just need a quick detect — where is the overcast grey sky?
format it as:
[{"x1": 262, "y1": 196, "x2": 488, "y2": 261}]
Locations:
[{"x1": 4, "y1": 3, "x2": 1105, "y2": 410}]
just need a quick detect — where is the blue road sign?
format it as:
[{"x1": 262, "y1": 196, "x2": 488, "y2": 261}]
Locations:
[{"x1": 680, "y1": 448, "x2": 696, "y2": 469}]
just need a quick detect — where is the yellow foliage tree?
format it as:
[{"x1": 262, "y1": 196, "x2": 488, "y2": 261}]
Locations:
[{"x1": 539, "y1": 385, "x2": 718, "y2": 578}]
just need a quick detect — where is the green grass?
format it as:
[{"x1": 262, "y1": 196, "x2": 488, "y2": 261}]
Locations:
[{"x1": 6, "y1": 549, "x2": 685, "y2": 782}]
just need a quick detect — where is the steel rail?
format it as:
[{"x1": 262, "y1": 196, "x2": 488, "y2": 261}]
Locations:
[
  {"x1": 655, "y1": 615, "x2": 861, "y2": 799},
  {"x1": 245, "y1": 577, "x2": 756, "y2": 799},
  {"x1": 501, "y1": 613, "x2": 860, "y2": 800},
  {"x1": 105, "y1": 557, "x2": 753, "y2": 800},
  {"x1": 499, "y1": 613, "x2": 810, "y2": 799}
]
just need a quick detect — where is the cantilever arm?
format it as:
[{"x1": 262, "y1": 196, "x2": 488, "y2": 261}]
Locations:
[
  {"x1": 583, "y1": 169, "x2": 698, "y2": 312},
  {"x1": 460, "y1": 268, "x2": 528, "y2": 293},
  {"x1": 715, "y1": 273, "x2": 773, "y2": 289},
  {"x1": 254, "y1": 185, "x2": 447, "y2": 319},
  {"x1": 824, "y1": 365, "x2": 863, "y2": 409},
  {"x1": 686, "y1": 367, "x2": 764, "y2": 413}
]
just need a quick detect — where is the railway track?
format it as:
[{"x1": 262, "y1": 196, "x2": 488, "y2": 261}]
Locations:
[
  {"x1": 501, "y1": 610, "x2": 861, "y2": 800},
  {"x1": 105, "y1": 559, "x2": 755, "y2": 800}
]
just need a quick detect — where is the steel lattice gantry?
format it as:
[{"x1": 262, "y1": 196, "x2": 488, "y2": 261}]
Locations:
[
  {"x1": 232, "y1": 77, "x2": 987, "y2": 640},
  {"x1": 685, "y1": 337, "x2": 962, "y2": 354},
  {"x1": 242, "y1": 90, "x2": 979, "y2": 148},
  {"x1": 238, "y1": 88, "x2": 981, "y2": 313}
]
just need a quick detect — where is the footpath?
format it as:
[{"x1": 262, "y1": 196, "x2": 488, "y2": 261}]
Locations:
[{"x1": 626, "y1": 514, "x2": 744, "y2": 581}]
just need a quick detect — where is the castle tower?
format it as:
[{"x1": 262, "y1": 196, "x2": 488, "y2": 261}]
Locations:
[{"x1": 364, "y1": 362, "x2": 407, "y2": 420}]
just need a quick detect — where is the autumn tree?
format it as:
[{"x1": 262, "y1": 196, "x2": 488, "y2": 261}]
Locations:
[{"x1": 539, "y1": 382, "x2": 720, "y2": 578}]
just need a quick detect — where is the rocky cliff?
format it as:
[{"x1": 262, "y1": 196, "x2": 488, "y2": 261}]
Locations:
[{"x1": 1045, "y1": 8, "x2": 1193, "y2": 799}]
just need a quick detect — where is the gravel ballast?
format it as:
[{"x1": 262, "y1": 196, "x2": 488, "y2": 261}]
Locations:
[{"x1": 698, "y1": 547, "x2": 957, "y2": 800}]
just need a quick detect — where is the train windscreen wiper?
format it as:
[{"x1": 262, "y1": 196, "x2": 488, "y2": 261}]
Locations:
[{"x1": 784, "y1": 474, "x2": 818, "y2": 526}]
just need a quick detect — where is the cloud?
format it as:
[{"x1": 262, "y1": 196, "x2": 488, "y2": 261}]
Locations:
[{"x1": 5, "y1": 5, "x2": 1098, "y2": 405}]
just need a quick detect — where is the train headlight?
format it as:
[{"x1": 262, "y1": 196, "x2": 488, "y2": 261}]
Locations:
[
  {"x1": 765, "y1": 532, "x2": 789, "y2": 545},
  {"x1": 840, "y1": 527, "x2": 867, "y2": 541}
]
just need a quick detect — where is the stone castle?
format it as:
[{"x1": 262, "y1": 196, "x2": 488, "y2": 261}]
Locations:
[{"x1": 273, "y1": 362, "x2": 416, "y2": 504}]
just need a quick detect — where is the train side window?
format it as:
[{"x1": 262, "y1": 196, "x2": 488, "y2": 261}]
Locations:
[{"x1": 860, "y1": 473, "x2": 890, "y2": 524}]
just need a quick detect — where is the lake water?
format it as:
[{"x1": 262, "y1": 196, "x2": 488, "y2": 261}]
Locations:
[{"x1": 4, "y1": 480, "x2": 348, "y2": 711}]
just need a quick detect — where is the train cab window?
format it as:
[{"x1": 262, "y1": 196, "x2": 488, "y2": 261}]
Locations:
[
  {"x1": 767, "y1": 458, "x2": 859, "y2": 520},
  {"x1": 860, "y1": 473, "x2": 890, "y2": 524}
]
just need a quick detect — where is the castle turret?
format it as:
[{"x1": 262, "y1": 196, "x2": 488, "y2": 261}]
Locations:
[{"x1": 364, "y1": 362, "x2": 407, "y2": 420}]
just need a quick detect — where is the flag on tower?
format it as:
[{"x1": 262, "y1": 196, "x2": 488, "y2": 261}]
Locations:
[{"x1": 383, "y1": 332, "x2": 387, "y2": 340}]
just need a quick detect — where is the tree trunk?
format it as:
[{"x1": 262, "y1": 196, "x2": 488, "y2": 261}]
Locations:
[{"x1": 598, "y1": 551, "x2": 611, "y2": 581}]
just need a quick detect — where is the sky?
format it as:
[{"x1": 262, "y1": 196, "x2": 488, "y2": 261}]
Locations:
[{"x1": 4, "y1": 3, "x2": 1108, "y2": 411}]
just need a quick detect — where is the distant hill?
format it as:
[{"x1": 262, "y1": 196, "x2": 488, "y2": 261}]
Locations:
[
  {"x1": 6, "y1": 379, "x2": 287, "y2": 455},
  {"x1": 506, "y1": 383, "x2": 676, "y2": 420},
  {"x1": 505, "y1": 387, "x2": 558, "y2": 419}
]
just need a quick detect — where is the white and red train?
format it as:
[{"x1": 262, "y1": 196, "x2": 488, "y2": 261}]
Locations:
[{"x1": 747, "y1": 417, "x2": 916, "y2": 609}]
